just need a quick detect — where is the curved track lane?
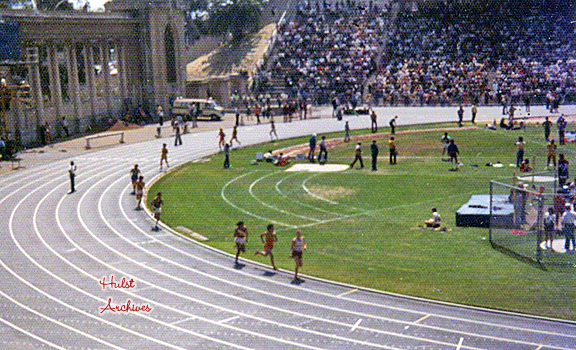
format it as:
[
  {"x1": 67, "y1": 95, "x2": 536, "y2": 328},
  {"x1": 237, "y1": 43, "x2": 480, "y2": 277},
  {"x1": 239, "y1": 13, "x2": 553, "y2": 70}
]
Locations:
[{"x1": 1, "y1": 117, "x2": 574, "y2": 349}]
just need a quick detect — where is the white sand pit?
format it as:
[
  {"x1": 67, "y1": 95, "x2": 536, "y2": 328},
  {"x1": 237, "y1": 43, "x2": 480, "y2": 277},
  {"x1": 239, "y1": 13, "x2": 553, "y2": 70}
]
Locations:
[
  {"x1": 286, "y1": 163, "x2": 350, "y2": 172},
  {"x1": 517, "y1": 176, "x2": 556, "y2": 182}
]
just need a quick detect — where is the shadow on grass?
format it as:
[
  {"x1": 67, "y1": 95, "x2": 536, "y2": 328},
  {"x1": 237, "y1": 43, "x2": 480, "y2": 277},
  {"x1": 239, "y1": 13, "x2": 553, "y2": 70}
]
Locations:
[{"x1": 491, "y1": 242, "x2": 576, "y2": 272}]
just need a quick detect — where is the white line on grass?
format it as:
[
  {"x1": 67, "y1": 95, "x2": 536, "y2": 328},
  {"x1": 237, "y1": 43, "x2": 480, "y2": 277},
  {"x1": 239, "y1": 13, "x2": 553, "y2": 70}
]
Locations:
[
  {"x1": 249, "y1": 171, "x2": 321, "y2": 223},
  {"x1": 275, "y1": 173, "x2": 345, "y2": 216},
  {"x1": 221, "y1": 172, "x2": 297, "y2": 228}
]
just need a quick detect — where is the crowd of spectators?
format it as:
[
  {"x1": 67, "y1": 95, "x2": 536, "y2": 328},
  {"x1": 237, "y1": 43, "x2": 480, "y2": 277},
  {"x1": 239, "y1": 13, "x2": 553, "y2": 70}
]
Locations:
[
  {"x1": 367, "y1": 0, "x2": 575, "y2": 107},
  {"x1": 264, "y1": 0, "x2": 391, "y2": 105}
]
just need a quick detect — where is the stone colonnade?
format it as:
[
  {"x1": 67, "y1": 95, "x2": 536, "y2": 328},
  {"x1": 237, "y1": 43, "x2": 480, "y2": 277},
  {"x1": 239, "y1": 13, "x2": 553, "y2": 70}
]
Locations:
[{"x1": 14, "y1": 39, "x2": 131, "y2": 141}]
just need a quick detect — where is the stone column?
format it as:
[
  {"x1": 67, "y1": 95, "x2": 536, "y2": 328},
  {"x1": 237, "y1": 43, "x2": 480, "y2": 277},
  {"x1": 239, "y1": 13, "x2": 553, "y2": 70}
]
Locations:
[
  {"x1": 85, "y1": 43, "x2": 97, "y2": 119},
  {"x1": 66, "y1": 44, "x2": 83, "y2": 130},
  {"x1": 117, "y1": 39, "x2": 127, "y2": 104},
  {"x1": 47, "y1": 43, "x2": 64, "y2": 122},
  {"x1": 26, "y1": 46, "x2": 44, "y2": 126},
  {"x1": 101, "y1": 41, "x2": 112, "y2": 116}
]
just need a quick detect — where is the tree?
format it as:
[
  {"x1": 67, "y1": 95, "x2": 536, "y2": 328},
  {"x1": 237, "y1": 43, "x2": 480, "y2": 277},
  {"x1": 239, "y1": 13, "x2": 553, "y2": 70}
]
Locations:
[{"x1": 206, "y1": 0, "x2": 264, "y2": 41}]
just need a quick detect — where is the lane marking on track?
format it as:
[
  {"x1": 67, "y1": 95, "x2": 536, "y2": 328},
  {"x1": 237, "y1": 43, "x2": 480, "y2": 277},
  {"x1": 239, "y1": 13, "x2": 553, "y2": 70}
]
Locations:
[
  {"x1": 350, "y1": 319, "x2": 362, "y2": 332},
  {"x1": 221, "y1": 172, "x2": 297, "y2": 228},
  {"x1": 301, "y1": 173, "x2": 338, "y2": 205},
  {"x1": 170, "y1": 317, "x2": 196, "y2": 326},
  {"x1": 5, "y1": 166, "x2": 135, "y2": 349},
  {"x1": 0, "y1": 295, "x2": 68, "y2": 350},
  {"x1": 456, "y1": 337, "x2": 464, "y2": 350},
  {"x1": 534, "y1": 346, "x2": 543, "y2": 350},
  {"x1": 414, "y1": 314, "x2": 430, "y2": 324},
  {"x1": 336, "y1": 289, "x2": 358, "y2": 298},
  {"x1": 248, "y1": 171, "x2": 321, "y2": 222},
  {"x1": 219, "y1": 316, "x2": 240, "y2": 324}
]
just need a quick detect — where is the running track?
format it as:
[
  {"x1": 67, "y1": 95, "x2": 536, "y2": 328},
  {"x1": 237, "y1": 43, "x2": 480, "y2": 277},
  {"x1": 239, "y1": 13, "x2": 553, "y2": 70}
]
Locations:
[{"x1": 1, "y1": 110, "x2": 575, "y2": 349}]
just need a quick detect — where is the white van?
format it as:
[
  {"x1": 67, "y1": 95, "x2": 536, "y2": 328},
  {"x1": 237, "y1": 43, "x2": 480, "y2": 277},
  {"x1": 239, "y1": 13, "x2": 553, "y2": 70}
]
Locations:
[{"x1": 171, "y1": 98, "x2": 225, "y2": 121}]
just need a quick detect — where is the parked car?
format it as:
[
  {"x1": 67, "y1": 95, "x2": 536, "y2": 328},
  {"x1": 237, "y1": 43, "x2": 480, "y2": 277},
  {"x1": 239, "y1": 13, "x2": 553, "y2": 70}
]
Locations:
[{"x1": 171, "y1": 98, "x2": 225, "y2": 121}]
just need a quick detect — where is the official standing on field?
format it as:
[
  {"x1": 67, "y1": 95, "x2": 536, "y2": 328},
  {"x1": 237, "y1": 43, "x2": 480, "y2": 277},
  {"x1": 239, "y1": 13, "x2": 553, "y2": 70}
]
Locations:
[{"x1": 370, "y1": 140, "x2": 378, "y2": 171}]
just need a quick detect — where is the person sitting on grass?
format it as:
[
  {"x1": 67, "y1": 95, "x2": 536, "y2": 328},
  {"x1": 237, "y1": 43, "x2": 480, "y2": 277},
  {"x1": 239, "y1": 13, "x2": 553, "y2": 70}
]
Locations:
[
  {"x1": 425, "y1": 208, "x2": 441, "y2": 228},
  {"x1": 274, "y1": 152, "x2": 290, "y2": 166},
  {"x1": 519, "y1": 159, "x2": 533, "y2": 173}
]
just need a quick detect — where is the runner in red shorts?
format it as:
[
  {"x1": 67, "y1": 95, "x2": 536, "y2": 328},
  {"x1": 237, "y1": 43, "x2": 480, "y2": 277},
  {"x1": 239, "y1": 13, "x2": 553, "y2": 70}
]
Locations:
[{"x1": 255, "y1": 223, "x2": 278, "y2": 270}]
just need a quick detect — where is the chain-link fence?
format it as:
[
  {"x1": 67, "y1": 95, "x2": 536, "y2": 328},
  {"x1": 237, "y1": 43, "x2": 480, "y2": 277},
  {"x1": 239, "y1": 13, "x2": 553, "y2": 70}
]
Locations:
[{"x1": 490, "y1": 172, "x2": 576, "y2": 269}]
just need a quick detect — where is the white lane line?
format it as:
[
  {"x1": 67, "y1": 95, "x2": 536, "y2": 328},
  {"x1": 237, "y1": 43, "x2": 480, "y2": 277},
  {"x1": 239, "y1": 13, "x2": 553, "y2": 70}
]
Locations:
[
  {"x1": 248, "y1": 171, "x2": 321, "y2": 222},
  {"x1": 275, "y1": 173, "x2": 344, "y2": 216},
  {"x1": 38, "y1": 165, "x2": 254, "y2": 349},
  {"x1": 456, "y1": 337, "x2": 464, "y2": 350},
  {"x1": 336, "y1": 289, "x2": 358, "y2": 298},
  {"x1": 6, "y1": 166, "x2": 134, "y2": 349},
  {"x1": 119, "y1": 171, "x2": 574, "y2": 348},
  {"x1": 221, "y1": 172, "x2": 297, "y2": 228},
  {"x1": 170, "y1": 317, "x2": 195, "y2": 326},
  {"x1": 219, "y1": 316, "x2": 240, "y2": 324},
  {"x1": 69, "y1": 166, "x2": 328, "y2": 350},
  {"x1": 350, "y1": 319, "x2": 362, "y2": 332},
  {"x1": 0, "y1": 295, "x2": 68, "y2": 350},
  {"x1": 301, "y1": 173, "x2": 338, "y2": 205}
]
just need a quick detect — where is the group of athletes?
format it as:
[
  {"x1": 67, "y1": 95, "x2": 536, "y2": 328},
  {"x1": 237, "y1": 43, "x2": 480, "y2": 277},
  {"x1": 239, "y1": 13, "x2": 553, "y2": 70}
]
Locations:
[{"x1": 234, "y1": 221, "x2": 307, "y2": 279}]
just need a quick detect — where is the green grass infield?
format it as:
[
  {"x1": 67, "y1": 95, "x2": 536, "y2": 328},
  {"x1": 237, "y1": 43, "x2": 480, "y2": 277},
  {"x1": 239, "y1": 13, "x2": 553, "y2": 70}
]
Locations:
[{"x1": 149, "y1": 122, "x2": 576, "y2": 320}]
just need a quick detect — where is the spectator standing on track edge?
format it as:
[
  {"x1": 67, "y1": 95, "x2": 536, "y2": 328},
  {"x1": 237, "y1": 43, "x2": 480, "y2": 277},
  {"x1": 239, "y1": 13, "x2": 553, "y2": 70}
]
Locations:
[
  {"x1": 234, "y1": 221, "x2": 248, "y2": 264},
  {"x1": 68, "y1": 161, "x2": 77, "y2": 194},
  {"x1": 255, "y1": 223, "x2": 278, "y2": 270},
  {"x1": 457, "y1": 105, "x2": 464, "y2": 127},
  {"x1": 471, "y1": 105, "x2": 477, "y2": 124},
  {"x1": 344, "y1": 121, "x2": 350, "y2": 142},
  {"x1": 174, "y1": 120, "x2": 182, "y2": 146},
  {"x1": 371, "y1": 110, "x2": 378, "y2": 133}
]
